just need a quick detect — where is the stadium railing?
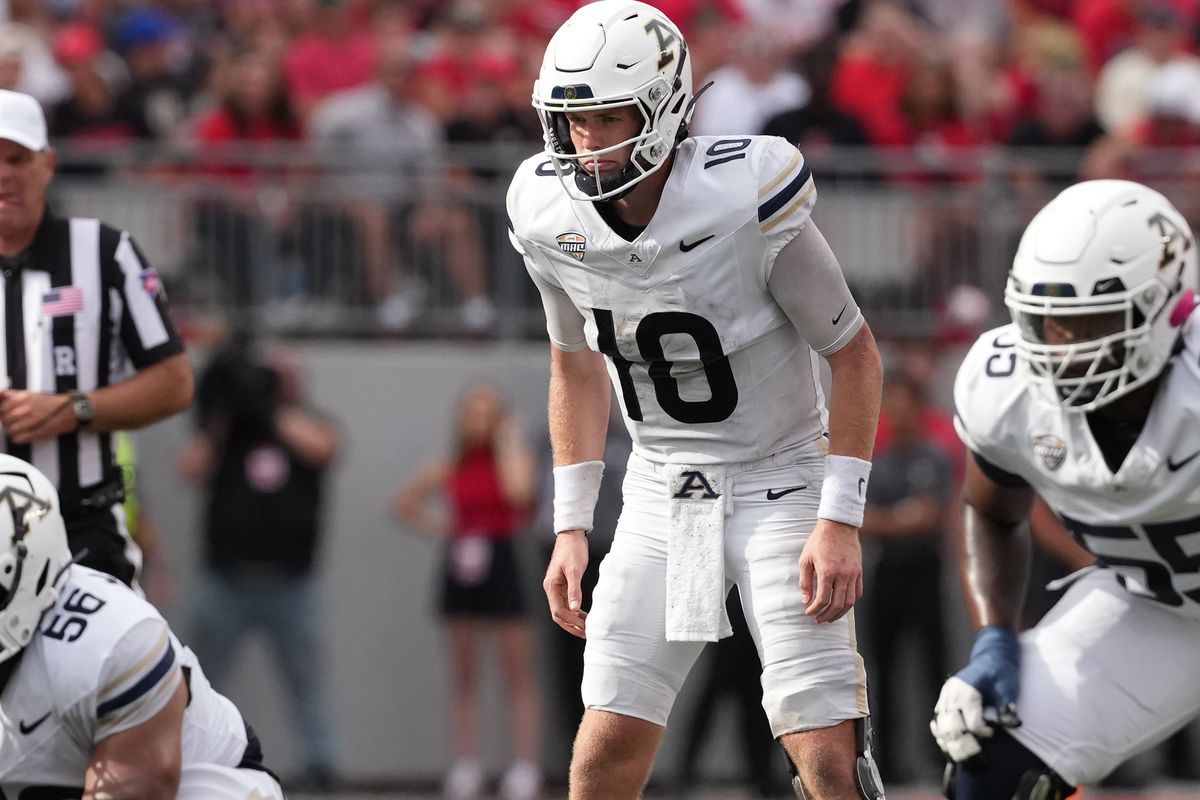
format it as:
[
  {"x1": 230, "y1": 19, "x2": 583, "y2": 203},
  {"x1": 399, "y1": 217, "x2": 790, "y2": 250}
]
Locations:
[{"x1": 49, "y1": 142, "x2": 1200, "y2": 340}]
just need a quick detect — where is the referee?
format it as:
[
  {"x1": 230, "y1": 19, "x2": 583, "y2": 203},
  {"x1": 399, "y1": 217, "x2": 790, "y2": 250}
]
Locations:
[{"x1": 0, "y1": 89, "x2": 193, "y2": 586}]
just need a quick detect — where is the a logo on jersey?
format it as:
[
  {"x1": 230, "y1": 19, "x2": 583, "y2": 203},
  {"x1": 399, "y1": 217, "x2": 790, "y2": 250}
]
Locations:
[
  {"x1": 140, "y1": 268, "x2": 163, "y2": 299},
  {"x1": 556, "y1": 232, "x2": 587, "y2": 261},
  {"x1": 673, "y1": 471, "x2": 721, "y2": 499},
  {"x1": 1032, "y1": 434, "x2": 1067, "y2": 472},
  {"x1": 628, "y1": 253, "x2": 643, "y2": 263}
]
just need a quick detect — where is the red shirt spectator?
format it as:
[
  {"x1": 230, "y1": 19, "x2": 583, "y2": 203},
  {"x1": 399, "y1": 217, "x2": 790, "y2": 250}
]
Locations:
[
  {"x1": 448, "y1": 446, "x2": 522, "y2": 541},
  {"x1": 284, "y1": 4, "x2": 377, "y2": 122}
]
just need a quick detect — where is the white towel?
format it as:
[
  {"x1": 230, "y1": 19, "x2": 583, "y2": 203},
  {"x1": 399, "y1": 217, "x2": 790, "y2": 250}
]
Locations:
[{"x1": 665, "y1": 465, "x2": 730, "y2": 642}]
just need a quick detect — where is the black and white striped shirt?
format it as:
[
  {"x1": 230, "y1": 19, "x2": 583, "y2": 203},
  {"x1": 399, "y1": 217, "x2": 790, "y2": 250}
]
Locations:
[{"x1": 0, "y1": 209, "x2": 184, "y2": 510}]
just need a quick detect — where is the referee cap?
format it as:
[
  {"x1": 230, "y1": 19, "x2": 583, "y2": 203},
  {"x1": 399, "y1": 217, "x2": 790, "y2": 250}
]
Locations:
[{"x1": 0, "y1": 90, "x2": 48, "y2": 152}]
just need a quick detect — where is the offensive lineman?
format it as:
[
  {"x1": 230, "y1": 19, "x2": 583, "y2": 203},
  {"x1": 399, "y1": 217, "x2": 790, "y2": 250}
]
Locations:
[
  {"x1": 506, "y1": 3, "x2": 885, "y2": 798},
  {"x1": 0, "y1": 454, "x2": 284, "y2": 798},
  {"x1": 931, "y1": 180, "x2": 1200, "y2": 798}
]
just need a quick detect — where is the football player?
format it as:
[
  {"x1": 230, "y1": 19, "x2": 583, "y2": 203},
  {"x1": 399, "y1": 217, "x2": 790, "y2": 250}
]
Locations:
[
  {"x1": 0, "y1": 455, "x2": 284, "y2": 798},
  {"x1": 506, "y1": 2, "x2": 885, "y2": 798},
  {"x1": 932, "y1": 179, "x2": 1200, "y2": 799}
]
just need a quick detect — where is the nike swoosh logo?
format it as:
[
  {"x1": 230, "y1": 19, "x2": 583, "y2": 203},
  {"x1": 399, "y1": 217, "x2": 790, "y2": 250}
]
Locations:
[
  {"x1": 19, "y1": 712, "x2": 51, "y2": 735},
  {"x1": 1167, "y1": 450, "x2": 1200, "y2": 471},
  {"x1": 832, "y1": 304, "x2": 848, "y2": 325},
  {"x1": 679, "y1": 235, "x2": 715, "y2": 253},
  {"x1": 766, "y1": 485, "x2": 806, "y2": 500},
  {"x1": 858, "y1": 477, "x2": 866, "y2": 498}
]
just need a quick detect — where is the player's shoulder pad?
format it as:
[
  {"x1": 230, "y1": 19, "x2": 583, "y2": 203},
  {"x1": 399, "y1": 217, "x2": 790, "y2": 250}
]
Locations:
[
  {"x1": 506, "y1": 150, "x2": 566, "y2": 242},
  {"x1": 35, "y1": 567, "x2": 165, "y2": 706},
  {"x1": 750, "y1": 136, "x2": 815, "y2": 235},
  {"x1": 953, "y1": 324, "x2": 1031, "y2": 458},
  {"x1": 682, "y1": 136, "x2": 814, "y2": 232}
]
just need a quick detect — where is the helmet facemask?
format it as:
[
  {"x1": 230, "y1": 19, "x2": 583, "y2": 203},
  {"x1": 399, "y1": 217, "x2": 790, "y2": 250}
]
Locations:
[{"x1": 1006, "y1": 268, "x2": 1180, "y2": 412}]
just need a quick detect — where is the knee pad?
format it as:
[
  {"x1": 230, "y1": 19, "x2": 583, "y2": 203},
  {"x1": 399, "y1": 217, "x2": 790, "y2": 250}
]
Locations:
[
  {"x1": 782, "y1": 717, "x2": 885, "y2": 800},
  {"x1": 941, "y1": 730, "x2": 1076, "y2": 800}
]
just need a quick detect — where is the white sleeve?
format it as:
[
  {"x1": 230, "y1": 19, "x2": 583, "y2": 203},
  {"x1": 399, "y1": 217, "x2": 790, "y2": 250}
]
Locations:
[
  {"x1": 86, "y1": 616, "x2": 183, "y2": 742},
  {"x1": 755, "y1": 137, "x2": 817, "y2": 262},
  {"x1": 766, "y1": 221, "x2": 863, "y2": 356},
  {"x1": 509, "y1": 229, "x2": 588, "y2": 351}
]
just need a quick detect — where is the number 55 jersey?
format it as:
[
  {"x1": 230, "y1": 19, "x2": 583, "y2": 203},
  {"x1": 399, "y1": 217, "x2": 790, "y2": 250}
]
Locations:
[
  {"x1": 508, "y1": 135, "x2": 862, "y2": 465},
  {"x1": 955, "y1": 317, "x2": 1200, "y2": 620}
]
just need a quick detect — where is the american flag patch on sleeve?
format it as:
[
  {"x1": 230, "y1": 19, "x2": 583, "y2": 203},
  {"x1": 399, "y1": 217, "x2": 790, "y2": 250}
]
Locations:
[{"x1": 42, "y1": 286, "x2": 85, "y2": 317}]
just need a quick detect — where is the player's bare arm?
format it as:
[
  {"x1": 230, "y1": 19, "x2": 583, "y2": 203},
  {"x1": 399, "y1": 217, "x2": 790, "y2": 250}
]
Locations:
[
  {"x1": 959, "y1": 455, "x2": 1036, "y2": 630},
  {"x1": 802, "y1": 324, "x2": 882, "y2": 623},
  {"x1": 544, "y1": 346, "x2": 610, "y2": 638},
  {"x1": 84, "y1": 680, "x2": 186, "y2": 800}
]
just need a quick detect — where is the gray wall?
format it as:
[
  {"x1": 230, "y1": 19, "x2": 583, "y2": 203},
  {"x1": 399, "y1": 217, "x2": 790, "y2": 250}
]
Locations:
[{"x1": 134, "y1": 340, "x2": 973, "y2": 785}]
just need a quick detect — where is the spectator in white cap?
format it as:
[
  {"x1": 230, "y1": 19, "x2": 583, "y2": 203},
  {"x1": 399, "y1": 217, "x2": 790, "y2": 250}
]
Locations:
[{"x1": 0, "y1": 88, "x2": 193, "y2": 587}]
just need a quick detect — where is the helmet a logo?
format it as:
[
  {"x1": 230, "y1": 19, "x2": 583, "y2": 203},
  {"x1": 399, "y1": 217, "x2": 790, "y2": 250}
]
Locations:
[
  {"x1": 1148, "y1": 211, "x2": 1191, "y2": 271},
  {"x1": 556, "y1": 232, "x2": 587, "y2": 261},
  {"x1": 1032, "y1": 434, "x2": 1067, "y2": 472},
  {"x1": 644, "y1": 18, "x2": 678, "y2": 71}
]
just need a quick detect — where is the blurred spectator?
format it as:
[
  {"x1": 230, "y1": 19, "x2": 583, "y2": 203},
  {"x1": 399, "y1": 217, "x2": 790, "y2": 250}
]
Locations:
[
  {"x1": 179, "y1": 338, "x2": 342, "y2": 791},
  {"x1": 1007, "y1": 61, "x2": 1105, "y2": 184},
  {"x1": 283, "y1": 0, "x2": 378, "y2": 123},
  {"x1": 393, "y1": 382, "x2": 541, "y2": 800},
  {"x1": 190, "y1": 44, "x2": 300, "y2": 311},
  {"x1": 1073, "y1": 0, "x2": 1140, "y2": 74},
  {"x1": 48, "y1": 23, "x2": 151, "y2": 148},
  {"x1": 860, "y1": 371, "x2": 955, "y2": 784},
  {"x1": 113, "y1": 7, "x2": 201, "y2": 141},
  {"x1": 1084, "y1": 59, "x2": 1200, "y2": 185},
  {"x1": 690, "y1": 26, "x2": 810, "y2": 136},
  {"x1": 831, "y1": 1, "x2": 928, "y2": 146},
  {"x1": 0, "y1": 22, "x2": 70, "y2": 104},
  {"x1": 1094, "y1": 1, "x2": 1198, "y2": 135},
  {"x1": 310, "y1": 40, "x2": 496, "y2": 333},
  {"x1": 763, "y1": 40, "x2": 869, "y2": 155}
]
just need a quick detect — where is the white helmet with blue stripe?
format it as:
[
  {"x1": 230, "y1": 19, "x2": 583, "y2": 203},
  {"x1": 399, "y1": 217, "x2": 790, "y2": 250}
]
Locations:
[
  {"x1": 532, "y1": 0, "x2": 694, "y2": 202},
  {"x1": 1005, "y1": 180, "x2": 1198, "y2": 411}
]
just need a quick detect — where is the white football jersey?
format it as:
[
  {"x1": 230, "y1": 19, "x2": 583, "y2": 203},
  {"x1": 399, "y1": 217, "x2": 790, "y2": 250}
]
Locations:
[
  {"x1": 508, "y1": 136, "x2": 861, "y2": 464},
  {"x1": 0, "y1": 567, "x2": 252, "y2": 795},
  {"x1": 955, "y1": 316, "x2": 1200, "y2": 620}
]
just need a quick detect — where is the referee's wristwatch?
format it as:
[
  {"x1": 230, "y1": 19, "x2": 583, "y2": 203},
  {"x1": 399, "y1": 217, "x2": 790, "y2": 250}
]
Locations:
[{"x1": 69, "y1": 391, "x2": 95, "y2": 430}]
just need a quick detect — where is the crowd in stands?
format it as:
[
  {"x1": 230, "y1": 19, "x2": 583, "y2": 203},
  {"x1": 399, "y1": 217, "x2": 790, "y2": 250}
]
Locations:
[{"x1": 1, "y1": 0, "x2": 1198, "y2": 332}]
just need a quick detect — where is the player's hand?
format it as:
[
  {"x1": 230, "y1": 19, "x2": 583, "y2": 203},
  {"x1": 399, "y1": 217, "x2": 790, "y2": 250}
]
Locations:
[
  {"x1": 0, "y1": 390, "x2": 75, "y2": 444},
  {"x1": 930, "y1": 625, "x2": 1023, "y2": 764},
  {"x1": 798, "y1": 518, "x2": 863, "y2": 623},
  {"x1": 544, "y1": 530, "x2": 589, "y2": 638}
]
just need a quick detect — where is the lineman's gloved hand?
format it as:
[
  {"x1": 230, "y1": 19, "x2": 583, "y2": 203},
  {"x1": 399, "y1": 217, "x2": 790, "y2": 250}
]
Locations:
[{"x1": 930, "y1": 625, "x2": 1023, "y2": 764}]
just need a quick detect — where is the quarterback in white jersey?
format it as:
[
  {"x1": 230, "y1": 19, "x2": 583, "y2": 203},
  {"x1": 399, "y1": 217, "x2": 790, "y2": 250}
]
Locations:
[
  {"x1": 508, "y1": 3, "x2": 884, "y2": 799},
  {"x1": 0, "y1": 455, "x2": 283, "y2": 799},
  {"x1": 932, "y1": 180, "x2": 1200, "y2": 798}
]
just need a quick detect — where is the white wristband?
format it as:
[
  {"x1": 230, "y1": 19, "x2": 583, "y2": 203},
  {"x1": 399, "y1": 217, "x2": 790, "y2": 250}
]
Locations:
[
  {"x1": 817, "y1": 454, "x2": 872, "y2": 528},
  {"x1": 553, "y1": 460, "x2": 605, "y2": 534}
]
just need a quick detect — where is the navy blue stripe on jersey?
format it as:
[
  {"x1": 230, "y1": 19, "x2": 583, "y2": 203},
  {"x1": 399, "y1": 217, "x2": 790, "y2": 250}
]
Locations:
[
  {"x1": 971, "y1": 449, "x2": 1029, "y2": 488},
  {"x1": 758, "y1": 163, "x2": 812, "y2": 223},
  {"x1": 97, "y1": 642, "x2": 176, "y2": 717}
]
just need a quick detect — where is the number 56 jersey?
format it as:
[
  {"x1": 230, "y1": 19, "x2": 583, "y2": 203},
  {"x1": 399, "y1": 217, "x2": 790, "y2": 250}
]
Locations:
[
  {"x1": 508, "y1": 136, "x2": 862, "y2": 465},
  {"x1": 0, "y1": 566, "x2": 254, "y2": 794},
  {"x1": 955, "y1": 318, "x2": 1200, "y2": 621}
]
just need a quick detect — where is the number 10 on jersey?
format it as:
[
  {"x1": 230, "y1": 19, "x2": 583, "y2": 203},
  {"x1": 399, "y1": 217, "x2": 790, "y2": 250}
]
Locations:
[{"x1": 592, "y1": 308, "x2": 738, "y2": 424}]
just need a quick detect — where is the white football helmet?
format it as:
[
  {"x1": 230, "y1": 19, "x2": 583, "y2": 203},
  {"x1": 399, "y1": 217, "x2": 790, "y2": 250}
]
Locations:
[
  {"x1": 532, "y1": 0, "x2": 693, "y2": 201},
  {"x1": 0, "y1": 455, "x2": 72, "y2": 664},
  {"x1": 1005, "y1": 180, "x2": 1198, "y2": 412}
]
